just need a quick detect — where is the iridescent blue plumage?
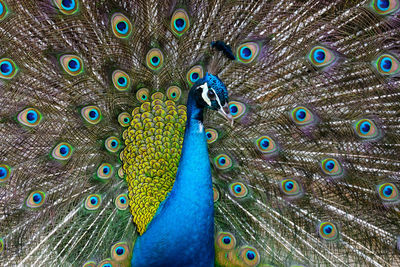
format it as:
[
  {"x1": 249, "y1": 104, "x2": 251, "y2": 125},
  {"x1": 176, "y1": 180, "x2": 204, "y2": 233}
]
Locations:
[{"x1": 132, "y1": 74, "x2": 230, "y2": 266}]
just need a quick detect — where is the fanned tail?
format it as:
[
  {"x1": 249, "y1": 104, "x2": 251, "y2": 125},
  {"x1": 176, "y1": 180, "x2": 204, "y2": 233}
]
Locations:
[{"x1": 0, "y1": 0, "x2": 400, "y2": 266}]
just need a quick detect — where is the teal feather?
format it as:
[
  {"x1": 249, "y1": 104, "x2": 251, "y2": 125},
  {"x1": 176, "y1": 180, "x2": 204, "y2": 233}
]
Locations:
[{"x1": 1, "y1": 0, "x2": 400, "y2": 266}]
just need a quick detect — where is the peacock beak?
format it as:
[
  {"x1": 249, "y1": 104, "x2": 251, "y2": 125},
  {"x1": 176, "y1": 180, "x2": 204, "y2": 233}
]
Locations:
[{"x1": 218, "y1": 103, "x2": 234, "y2": 126}]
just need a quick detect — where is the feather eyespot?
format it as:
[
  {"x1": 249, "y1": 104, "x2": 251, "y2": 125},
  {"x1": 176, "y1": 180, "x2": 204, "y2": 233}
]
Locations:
[
  {"x1": 112, "y1": 70, "x2": 131, "y2": 91},
  {"x1": 111, "y1": 242, "x2": 130, "y2": 261},
  {"x1": 118, "y1": 112, "x2": 131, "y2": 127},
  {"x1": 214, "y1": 154, "x2": 233, "y2": 170},
  {"x1": 53, "y1": 0, "x2": 79, "y2": 15},
  {"x1": 290, "y1": 106, "x2": 315, "y2": 126},
  {"x1": 60, "y1": 55, "x2": 83, "y2": 76},
  {"x1": 0, "y1": 164, "x2": 12, "y2": 183},
  {"x1": 216, "y1": 232, "x2": 236, "y2": 250},
  {"x1": 105, "y1": 136, "x2": 121, "y2": 153},
  {"x1": 213, "y1": 186, "x2": 220, "y2": 202},
  {"x1": 0, "y1": 1, "x2": 9, "y2": 20},
  {"x1": 371, "y1": 0, "x2": 400, "y2": 15},
  {"x1": 82, "y1": 261, "x2": 96, "y2": 267},
  {"x1": 18, "y1": 108, "x2": 42, "y2": 127},
  {"x1": 26, "y1": 191, "x2": 46, "y2": 208},
  {"x1": 228, "y1": 101, "x2": 246, "y2": 119},
  {"x1": 111, "y1": 13, "x2": 133, "y2": 38},
  {"x1": 321, "y1": 158, "x2": 343, "y2": 177},
  {"x1": 85, "y1": 194, "x2": 101, "y2": 210},
  {"x1": 118, "y1": 167, "x2": 125, "y2": 179},
  {"x1": 81, "y1": 106, "x2": 102, "y2": 125},
  {"x1": 187, "y1": 65, "x2": 204, "y2": 86},
  {"x1": 255, "y1": 136, "x2": 277, "y2": 154},
  {"x1": 115, "y1": 193, "x2": 129, "y2": 210},
  {"x1": 374, "y1": 54, "x2": 399, "y2": 76},
  {"x1": 171, "y1": 9, "x2": 190, "y2": 37},
  {"x1": 52, "y1": 142, "x2": 73, "y2": 160},
  {"x1": 280, "y1": 179, "x2": 302, "y2": 197},
  {"x1": 378, "y1": 183, "x2": 399, "y2": 202},
  {"x1": 98, "y1": 259, "x2": 115, "y2": 267},
  {"x1": 308, "y1": 46, "x2": 336, "y2": 68},
  {"x1": 239, "y1": 246, "x2": 260, "y2": 266},
  {"x1": 0, "y1": 58, "x2": 18, "y2": 79},
  {"x1": 229, "y1": 182, "x2": 248, "y2": 198},
  {"x1": 237, "y1": 42, "x2": 260, "y2": 64},
  {"x1": 97, "y1": 163, "x2": 114, "y2": 180},
  {"x1": 354, "y1": 118, "x2": 380, "y2": 139},
  {"x1": 146, "y1": 48, "x2": 164, "y2": 71},
  {"x1": 166, "y1": 86, "x2": 182, "y2": 101},
  {"x1": 318, "y1": 222, "x2": 339, "y2": 241},
  {"x1": 205, "y1": 128, "x2": 218, "y2": 144},
  {"x1": 136, "y1": 88, "x2": 150, "y2": 103}
]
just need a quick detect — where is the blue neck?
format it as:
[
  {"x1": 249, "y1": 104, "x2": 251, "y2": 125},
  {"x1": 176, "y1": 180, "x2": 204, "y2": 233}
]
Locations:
[{"x1": 132, "y1": 90, "x2": 215, "y2": 267}]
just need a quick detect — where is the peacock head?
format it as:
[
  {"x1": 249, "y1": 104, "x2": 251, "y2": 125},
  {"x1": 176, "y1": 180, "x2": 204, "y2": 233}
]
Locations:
[{"x1": 193, "y1": 72, "x2": 233, "y2": 124}]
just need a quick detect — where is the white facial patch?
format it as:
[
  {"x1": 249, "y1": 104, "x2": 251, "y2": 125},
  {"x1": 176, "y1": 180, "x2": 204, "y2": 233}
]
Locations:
[
  {"x1": 200, "y1": 83, "x2": 223, "y2": 109},
  {"x1": 200, "y1": 83, "x2": 211, "y2": 107}
]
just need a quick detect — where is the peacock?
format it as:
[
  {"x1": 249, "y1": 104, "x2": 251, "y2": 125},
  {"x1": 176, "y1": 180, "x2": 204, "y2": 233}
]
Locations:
[{"x1": 1, "y1": 0, "x2": 400, "y2": 266}]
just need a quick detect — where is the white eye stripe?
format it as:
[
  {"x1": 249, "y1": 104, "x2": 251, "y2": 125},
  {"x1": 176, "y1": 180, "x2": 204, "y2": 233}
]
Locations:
[
  {"x1": 200, "y1": 83, "x2": 222, "y2": 108},
  {"x1": 200, "y1": 83, "x2": 211, "y2": 106}
]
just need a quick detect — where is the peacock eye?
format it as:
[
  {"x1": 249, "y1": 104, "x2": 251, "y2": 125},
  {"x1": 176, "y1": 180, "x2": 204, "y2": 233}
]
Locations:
[
  {"x1": 170, "y1": 9, "x2": 190, "y2": 37},
  {"x1": 54, "y1": 0, "x2": 79, "y2": 15},
  {"x1": 112, "y1": 70, "x2": 131, "y2": 91},
  {"x1": 105, "y1": 136, "x2": 121, "y2": 153},
  {"x1": 111, "y1": 242, "x2": 130, "y2": 261},
  {"x1": 214, "y1": 154, "x2": 233, "y2": 170},
  {"x1": 18, "y1": 108, "x2": 42, "y2": 127},
  {"x1": 280, "y1": 178, "x2": 303, "y2": 197},
  {"x1": 354, "y1": 118, "x2": 380, "y2": 139},
  {"x1": 166, "y1": 86, "x2": 182, "y2": 101},
  {"x1": 207, "y1": 90, "x2": 216, "y2": 100},
  {"x1": 0, "y1": 58, "x2": 18, "y2": 79},
  {"x1": 318, "y1": 222, "x2": 339, "y2": 241},
  {"x1": 308, "y1": 46, "x2": 336, "y2": 68},
  {"x1": 216, "y1": 232, "x2": 236, "y2": 250},
  {"x1": 205, "y1": 128, "x2": 218, "y2": 144},
  {"x1": 229, "y1": 182, "x2": 248, "y2": 198},
  {"x1": 378, "y1": 182, "x2": 399, "y2": 202},
  {"x1": 97, "y1": 163, "x2": 114, "y2": 180},
  {"x1": 115, "y1": 193, "x2": 129, "y2": 210},
  {"x1": 85, "y1": 194, "x2": 101, "y2": 210},
  {"x1": 60, "y1": 55, "x2": 84, "y2": 76},
  {"x1": 0, "y1": 164, "x2": 12, "y2": 183},
  {"x1": 187, "y1": 65, "x2": 204, "y2": 86},
  {"x1": 26, "y1": 191, "x2": 46, "y2": 208},
  {"x1": 136, "y1": 88, "x2": 150, "y2": 103},
  {"x1": 111, "y1": 13, "x2": 133, "y2": 38},
  {"x1": 255, "y1": 136, "x2": 278, "y2": 154},
  {"x1": 239, "y1": 246, "x2": 260, "y2": 266},
  {"x1": 237, "y1": 42, "x2": 260, "y2": 64},
  {"x1": 374, "y1": 54, "x2": 399, "y2": 76},
  {"x1": 146, "y1": 48, "x2": 164, "y2": 71},
  {"x1": 213, "y1": 186, "x2": 219, "y2": 202},
  {"x1": 371, "y1": 0, "x2": 400, "y2": 15},
  {"x1": 82, "y1": 261, "x2": 96, "y2": 267},
  {"x1": 0, "y1": 0, "x2": 9, "y2": 21},
  {"x1": 81, "y1": 106, "x2": 102, "y2": 125},
  {"x1": 321, "y1": 158, "x2": 343, "y2": 177},
  {"x1": 52, "y1": 142, "x2": 74, "y2": 160},
  {"x1": 118, "y1": 112, "x2": 131, "y2": 127},
  {"x1": 290, "y1": 106, "x2": 315, "y2": 126}
]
